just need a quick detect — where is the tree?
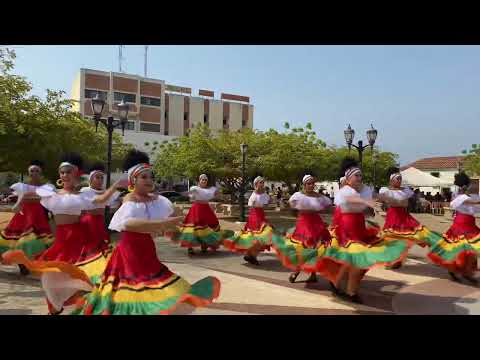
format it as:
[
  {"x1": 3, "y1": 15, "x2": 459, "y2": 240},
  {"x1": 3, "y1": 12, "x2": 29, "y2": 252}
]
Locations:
[
  {"x1": 152, "y1": 122, "x2": 399, "y2": 199},
  {"x1": 0, "y1": 48, "x2": 133, "y2": 182},
  {"x1": 461, "y1": 144, "x2": 480, "y2": 176}
]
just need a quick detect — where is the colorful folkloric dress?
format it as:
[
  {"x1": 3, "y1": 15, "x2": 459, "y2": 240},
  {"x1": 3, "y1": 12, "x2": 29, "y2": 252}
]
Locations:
[
  {"x1": 28, "y1": 195, "x2": 221, "y2": 315},
  {"x1": 316, "y1": 185, "x2": 412, "y2": 285},
  {"x1": 170, "y1": 186, "x2": 232, "y2": 250},
  {"x1": 0, "y1": 183, "x2": 55, "y2": 258},
  {"x1": 427, "y1": 193, "x2": 480, "y2": 273},
  {"x1": 2, "y1": 188, "x2": 111, "y2": 284},
  {"x1": 224, "y1": 192, "x2": 274, "y2": 254},
  {"x1": 79, "y1": 187, "x2": 121, "y2": 248},
  {"x1": 271, "y1": 192, "x2": 332, "y2": 272},
  {"x1": 380, "y1": 187, "x2": 442, "y2": 247}
]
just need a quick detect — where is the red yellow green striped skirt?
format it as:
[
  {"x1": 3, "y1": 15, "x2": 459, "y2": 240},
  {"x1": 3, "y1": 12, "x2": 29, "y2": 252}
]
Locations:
[
  {"x1": 381, "y1": 207, "x2": 442, "y2": 247},
  {"x1": 427, "y1": 213, "x2": 480, "y2": 273},
  {"x1": 167, "y1": 203, "x2": 232, "y2": 249},
  {"x1": 0, "y1": 202, "x2": 54, "y2": 258},
  {"x1": 73, "y1": 231, "x2": 221, "y2": 315},
  {"x1": 317, "y1": 213, "x2": 412, "y2": 285},
  {"x1": 271, "y1": 212, "x2": 332, "y2": 273},
  {"x1": 223, "y1": 208, "x2": 274, "y2": 253}
]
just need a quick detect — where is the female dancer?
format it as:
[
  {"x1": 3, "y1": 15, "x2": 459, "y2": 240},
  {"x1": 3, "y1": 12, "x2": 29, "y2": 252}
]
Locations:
[
  {"x1": 172, "y1": 174, "x2": 232, "y2": 256},
  {"x1": 427, "y1": 172, "x2": 480, "y2": 283},
  {"x1": 329, "y1": 176, "x2": 347, "y2": 235},
  {"x1": 378, "y1": 167, "x2": 442, "y2": 269},
  {"x1": 80, "y1": 162, "x2": 121, "y2": 248},
  {"x1": 9, "y1": 150, "x2": 221, "y2": 315},
  {"x1": 0, "y1": 160, "x2": 54, "y2": 274},
  {"x1": 271, "y1": 174, "x2": 332, "y2": 284},
  {"x1": 317, "y1": 158, "x2": 412, "y2": 303},
  {"x1": 224, "y1": 176, "x2": 275, "y2": 265},
  {"x1": 2, "y1": 153, "x2": 124, "y2": 314}
]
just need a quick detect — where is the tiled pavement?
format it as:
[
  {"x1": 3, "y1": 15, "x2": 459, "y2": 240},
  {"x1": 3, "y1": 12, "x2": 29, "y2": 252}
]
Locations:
[{"x1": 0, "y1": 211, "x2": 479, "y2": 315}]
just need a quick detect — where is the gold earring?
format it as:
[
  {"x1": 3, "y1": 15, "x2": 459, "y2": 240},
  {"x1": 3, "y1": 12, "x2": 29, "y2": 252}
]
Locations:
[
  {"x1": 56, "y1": 179, "x2": 63, "y2": 187},
  {"x1": 128, "y1": 185, "x2": 135, "y2": 192}
]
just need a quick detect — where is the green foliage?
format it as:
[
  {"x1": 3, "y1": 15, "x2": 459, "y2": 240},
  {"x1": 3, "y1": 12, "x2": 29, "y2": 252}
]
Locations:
[
  {"x1": 0, "y1": 48, "x2": 133, "y2": 182},
  {"x1": 152, "y1": 123, "x2": 398, "y2": 194},
  {"x1": 462, "y1": 144, "x2": 480, "y2": 177}
]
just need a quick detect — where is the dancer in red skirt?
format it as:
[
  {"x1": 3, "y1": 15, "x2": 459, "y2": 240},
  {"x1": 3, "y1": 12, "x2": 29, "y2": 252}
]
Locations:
[
  {"x1": 2, "y1": 153, "x2": 125, "y2": 314},
  {"x1": 271, "y1": 174, "x2": 332, "y2": 284},
  {"x1": 0, "y1": 160, "x2": 54, "y2": 275},
  {"x1": 10, "y1": 150, "x2": 222, "y2": 315},
  {"x1": 427, "y1": 172, "x2": 480, "y2": 284},
  {"x1": 171, "y1": 174, "x2": 232, "y2": 256},
  {"x1": 80, "y1": 162, "x2": 121, "y2": 248},
  {"x1": 318, "y1": 158, "x2": 411, "y2": 303},
  {"x1": 224, "y1": 176, "x2": 275, "y2": 265},
  {"x1": 378, "y1": 167, "x2": 443, "y2": 270}
]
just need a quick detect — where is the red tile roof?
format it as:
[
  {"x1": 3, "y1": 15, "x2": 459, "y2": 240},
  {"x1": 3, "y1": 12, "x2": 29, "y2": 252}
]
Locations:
[{"x1": 401, "y1": 156, "x2": 465, "y2": 171}]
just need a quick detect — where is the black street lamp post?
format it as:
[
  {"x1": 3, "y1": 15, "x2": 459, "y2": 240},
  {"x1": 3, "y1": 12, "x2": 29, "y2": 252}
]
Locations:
[
  {"x1": 344, "y1": 124, "x2": 378, "y2": 169},
  {"x1": 239, "y1": 143, "x2": 248, "y2": 222},
  {"x1": 90, "y1": 94, "x2": 129, "y2": 224}
]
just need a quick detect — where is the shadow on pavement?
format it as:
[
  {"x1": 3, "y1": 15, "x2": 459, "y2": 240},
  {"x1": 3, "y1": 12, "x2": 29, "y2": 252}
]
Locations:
[{"x1": 241, "y1": 258, "x2": 291, "y2": 273}]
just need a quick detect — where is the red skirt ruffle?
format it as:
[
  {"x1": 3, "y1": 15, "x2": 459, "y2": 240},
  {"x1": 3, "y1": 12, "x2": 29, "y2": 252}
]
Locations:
[
  {"x1": 383, "y1": 207, "x2": 421, "y2": 233},
  {"x1": 291, "y1": 212, "x2": 331, "y2": 248},
  {"x1": 1, "y1": 202, "x2": 51, "y2": 239},
  {"x1": 183, "y1": 203, "x2": 219, "y2": 229},
  {"x1": 80, "y1": 213, "x2": 109, "y2": 246},
  {"x1": 102, "y1": 231, "x2": 173, "y2": 286},
  {"x1": 445, "y1": 213, "x2": 480, "y2": 241},
  {"x1": 245, "y1": 208, "x2": 268, "y2": 231},
  {"x1": 36, "y1": 223, "x2": 108, "y2": 264},
  {"x1": 334, "y1": 212, "x2": 380, "y2": 246}
]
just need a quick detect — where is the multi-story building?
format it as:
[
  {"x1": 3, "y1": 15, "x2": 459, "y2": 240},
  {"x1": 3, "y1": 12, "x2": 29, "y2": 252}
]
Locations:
[{"x1": 71, "y1": 68, "x2": 254, "y2": 152}]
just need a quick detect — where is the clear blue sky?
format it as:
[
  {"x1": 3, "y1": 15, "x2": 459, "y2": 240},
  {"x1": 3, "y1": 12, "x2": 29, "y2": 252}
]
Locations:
[{"x1": 10, "y1": 45, "x2": 480, "y2": 164}]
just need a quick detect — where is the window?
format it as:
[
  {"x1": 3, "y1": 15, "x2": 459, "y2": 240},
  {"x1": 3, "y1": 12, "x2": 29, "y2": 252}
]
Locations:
[
  {"x1": 242, "y1": 120, "x2": 247, "y2": 127},
  {"x1": 85, "y1": 89, "x2": 108, "y2": 100},
  {"x1": 430, "y1": 172, "x2": 440, "y2": 178},
  {"x1": 203, "y1": 114, "x2": 208, "y2": 124},
  {"x1": 165, "y1": 111, "x2": 169, "y2": 119},
  {"x1": 184, "y1": 112, "x2": 189, "y2": 121},
  {"x1": 140, "y1": 122, "x2": 160, "y2": 132},
  {"x1": 141, "y1": 96, "x2": 161, "y2": 107},
  {"x1": 164, "y1": 130, "x2": 169, "y2": 135},
  {"x1": 114, "y1": 92, "x2": 136, "y2": 103}
]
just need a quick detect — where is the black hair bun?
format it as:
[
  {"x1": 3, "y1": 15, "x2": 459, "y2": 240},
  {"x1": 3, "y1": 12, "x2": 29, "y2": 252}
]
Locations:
[
  {"x1": 454, "y1": 172, "x2": 470, "y2": 188},
  {"x1": 122, "y1": 150, "x2": 150, "y2": 172}
]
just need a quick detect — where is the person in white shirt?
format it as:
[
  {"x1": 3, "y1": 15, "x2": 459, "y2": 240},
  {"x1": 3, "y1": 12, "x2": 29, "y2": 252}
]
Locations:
[
  {"x1": 21, "y1": 149, "x2": 221, "y2": 315},
  {"x1": 224, "y1": 176, "x2": 274, "y2": 265},
  {"x1": 318, "y1": 158, "x2": 411, "y2": 304},
  {"x1": 0, "y1": 160, "x2": 55, "y2": 274},
  {"x1": 377, "y1": 167, "x2": 443, "y2": 270},
  {"x1": 169, "y1": 174, "x2": 233, "y2": 256},
  {"x1": 79, "y1": 162, "x2": 121, "y2": 249},
  {"x1": 427, "y1": 172, "x2": 480, "y2": 284},
  {"x1": 2, "y1": 152, "x2": 124, "y2": 314},
  {"x1": 271, "y1": 174, "x2": 332, "y2": 284}
]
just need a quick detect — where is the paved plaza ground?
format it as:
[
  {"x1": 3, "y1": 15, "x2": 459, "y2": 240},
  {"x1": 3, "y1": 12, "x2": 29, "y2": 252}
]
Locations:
[{"x1": 0, "y1": 209, "x2": 479, "y2": 315}]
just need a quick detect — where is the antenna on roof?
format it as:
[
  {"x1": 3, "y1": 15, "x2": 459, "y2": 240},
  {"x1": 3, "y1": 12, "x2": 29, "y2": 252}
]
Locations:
[
  {"x1": 144, "y1": 45, "x2": 149, "y2": 77},
  {"x1": 118, "y1": 45, "x2": 125, "y2": 73}
]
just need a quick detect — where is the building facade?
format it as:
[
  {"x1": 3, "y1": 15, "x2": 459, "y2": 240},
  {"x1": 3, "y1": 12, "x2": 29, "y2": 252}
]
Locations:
[
  {"x1": 401, "y1": 156, "x2": 479, "y2": 194},
  {"x1": 71, "y1": 69, "x2": 254, "y2": 152}
]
